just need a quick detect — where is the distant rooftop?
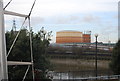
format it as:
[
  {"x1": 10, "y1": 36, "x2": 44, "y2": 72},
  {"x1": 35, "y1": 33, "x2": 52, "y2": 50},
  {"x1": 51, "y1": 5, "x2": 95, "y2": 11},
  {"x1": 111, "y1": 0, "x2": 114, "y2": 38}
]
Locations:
[{"x1": 57, "y1": 30, "x2": 82, "y2": 32}]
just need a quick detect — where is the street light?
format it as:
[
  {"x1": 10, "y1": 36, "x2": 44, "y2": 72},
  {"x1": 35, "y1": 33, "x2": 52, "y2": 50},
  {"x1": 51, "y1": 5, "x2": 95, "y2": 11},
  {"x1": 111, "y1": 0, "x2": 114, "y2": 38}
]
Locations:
[
  {"x1": 40, "y1": 27, "x2": 47, "y2": 40},
  {"x1": 95, "y1": 34, "x2": 98, "y2": 78},
  {"x1": 47, "y1": 31, "x2": 52, "y2": 40}
]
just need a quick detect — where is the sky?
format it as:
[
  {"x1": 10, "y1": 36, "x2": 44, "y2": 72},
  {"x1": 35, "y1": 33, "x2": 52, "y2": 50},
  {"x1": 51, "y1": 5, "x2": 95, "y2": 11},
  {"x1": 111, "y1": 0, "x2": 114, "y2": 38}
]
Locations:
[{"x1": 3, "y1": 0, "x2": 119, "y2": 43}]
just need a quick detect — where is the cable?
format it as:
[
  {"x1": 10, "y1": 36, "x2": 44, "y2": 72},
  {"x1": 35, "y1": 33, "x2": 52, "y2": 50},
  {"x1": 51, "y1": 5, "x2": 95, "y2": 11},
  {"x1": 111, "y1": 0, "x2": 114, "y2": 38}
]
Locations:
[
  {"x1": 28, "y1": 0, "x2": 36, "y2": 17},
  {"x1": 4, "y1": 0, "x2": 12, "y2": 10},
  {"x1": 7, "y1": 17, "x2": 27, "y2": 57}
]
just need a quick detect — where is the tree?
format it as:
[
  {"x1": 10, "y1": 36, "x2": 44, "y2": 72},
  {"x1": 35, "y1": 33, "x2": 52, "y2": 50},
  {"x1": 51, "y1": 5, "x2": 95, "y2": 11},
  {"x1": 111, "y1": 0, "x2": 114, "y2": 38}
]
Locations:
[
  {"x1": 6, "y1": 28, "x2": 52, "y2": 80},
  {"x1": 32, "y1": 32, "x2": 51, "y2": 79},
  {"x1": 109, "y1": 39, "x2": 120, "y2": 74}
]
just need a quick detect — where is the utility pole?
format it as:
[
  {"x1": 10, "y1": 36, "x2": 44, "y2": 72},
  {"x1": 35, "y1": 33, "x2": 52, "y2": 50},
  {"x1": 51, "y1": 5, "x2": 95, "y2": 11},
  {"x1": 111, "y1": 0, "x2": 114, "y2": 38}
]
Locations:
[{"x1": 0, "y1": 0, "x2": 8, "y2": 81}]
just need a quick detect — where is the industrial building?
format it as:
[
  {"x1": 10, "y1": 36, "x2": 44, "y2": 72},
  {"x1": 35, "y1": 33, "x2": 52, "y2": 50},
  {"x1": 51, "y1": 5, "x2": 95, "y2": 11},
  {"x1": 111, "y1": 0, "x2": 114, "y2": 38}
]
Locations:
[{"x1": 56, "y1": 30, "x2": 91, "y2": 44}]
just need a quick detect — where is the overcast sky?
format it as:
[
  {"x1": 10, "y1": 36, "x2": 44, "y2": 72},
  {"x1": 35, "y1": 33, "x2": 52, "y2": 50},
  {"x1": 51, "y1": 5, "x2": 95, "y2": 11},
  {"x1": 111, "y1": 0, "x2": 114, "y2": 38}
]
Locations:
[{"x1": 3, "y1": 0, "x2": 119, "y2": 43}]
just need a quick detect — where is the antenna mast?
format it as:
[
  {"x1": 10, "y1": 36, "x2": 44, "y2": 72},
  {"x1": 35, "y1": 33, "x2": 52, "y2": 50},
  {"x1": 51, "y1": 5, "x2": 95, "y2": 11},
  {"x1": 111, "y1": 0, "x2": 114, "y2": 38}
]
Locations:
[{"x1": 12, "y1": 19, "x2": 16, "y2": 32}]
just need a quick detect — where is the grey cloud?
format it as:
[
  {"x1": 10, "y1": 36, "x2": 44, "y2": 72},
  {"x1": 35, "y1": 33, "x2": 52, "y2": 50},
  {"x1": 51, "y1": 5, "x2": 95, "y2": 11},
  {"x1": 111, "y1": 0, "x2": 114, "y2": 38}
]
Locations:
[
  {"x1": 70, "y1": 15, "x2": 80, "y2": 21},
  {"x1": 113, "y1": 15, "x2": 118, "y2": 19},
  {"x1": 31, "y1": 17, "x2": 45, "y2": 25},
  {"x1": 101, "y1": 26, "x2": 118, "y2": 35},
  {"x1": 55, "y1": 14, "x2": 101, "y2": 24},
  {"x1": 55, "y1": 15, "x2": 80, "y2": 24},
  {"x1": 81, "y1": 15, "x2": 101, "y2": 23},
  {"x1": 56, "y1": 14, "x2": 117, "y2": 26}
]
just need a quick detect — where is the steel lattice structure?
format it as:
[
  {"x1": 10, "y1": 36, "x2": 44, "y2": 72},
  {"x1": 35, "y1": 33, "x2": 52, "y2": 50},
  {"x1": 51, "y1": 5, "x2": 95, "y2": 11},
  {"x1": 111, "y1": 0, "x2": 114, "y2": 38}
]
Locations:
[{"x1": 0, "y1": 0, "x2": 36, "y2": 81}]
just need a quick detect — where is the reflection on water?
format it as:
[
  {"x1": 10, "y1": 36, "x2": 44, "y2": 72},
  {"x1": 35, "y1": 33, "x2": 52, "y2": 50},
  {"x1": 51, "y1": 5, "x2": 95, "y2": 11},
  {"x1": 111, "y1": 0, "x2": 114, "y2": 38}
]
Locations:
[{"x1": 53, "y1": 70, "x2": 112, "y2": 79}]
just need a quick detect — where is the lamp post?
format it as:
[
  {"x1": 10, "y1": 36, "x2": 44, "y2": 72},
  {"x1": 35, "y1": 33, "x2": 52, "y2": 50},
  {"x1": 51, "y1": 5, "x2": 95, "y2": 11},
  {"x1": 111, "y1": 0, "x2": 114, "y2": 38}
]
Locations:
[
  {"x1": 95, "y1": 34, "x2": 98, "y2": 79},
  {"x1": 47, "y1": 31, "x2": 52, "y2": 40},
  {"x1": 40, "y1": 27, "x2": 47, "y2": 40},
  {"x1": 40, "y1": 27, "x2": 52, "y2": 56}
]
